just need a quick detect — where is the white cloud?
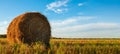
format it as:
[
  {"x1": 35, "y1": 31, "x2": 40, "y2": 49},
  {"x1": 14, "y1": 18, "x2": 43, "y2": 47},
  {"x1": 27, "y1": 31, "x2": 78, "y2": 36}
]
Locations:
[
  {"x1": 0, "y1": 21, "x2": 9, "y2": 34},
  {"x1": 0, "y1": 21, "x2": 8, "y2": 26},
  {"x1": 53, "y1": 23, "x2": 119, "y2": 33},
  {"x1": 70, "y1": 29, "x2": 120, "y2": 38},
  {"x1": 50, "y1": 16, "x2": 95, "y2": 27},
  {"x1": 46, "y1": 0, "x2": 69, "y2": 14},
  {"x1": 78, "y1": 3, "x2": 84, "y2": 6},
  {"x1": 50, "y1": 16, "x2": 120, "y2": 38}
]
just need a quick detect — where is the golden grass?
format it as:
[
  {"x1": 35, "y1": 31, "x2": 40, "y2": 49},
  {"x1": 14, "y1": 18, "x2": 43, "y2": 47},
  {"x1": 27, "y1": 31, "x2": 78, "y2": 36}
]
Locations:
[{"x1": 0, "y1": 38, "x2": 120, "y2": 54}]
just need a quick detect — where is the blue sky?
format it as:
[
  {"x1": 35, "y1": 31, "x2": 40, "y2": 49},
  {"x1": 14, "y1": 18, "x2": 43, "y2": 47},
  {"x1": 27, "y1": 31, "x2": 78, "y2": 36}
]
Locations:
[{"x1": 0, "y1": 0, "x2": 120, "y2": 38}]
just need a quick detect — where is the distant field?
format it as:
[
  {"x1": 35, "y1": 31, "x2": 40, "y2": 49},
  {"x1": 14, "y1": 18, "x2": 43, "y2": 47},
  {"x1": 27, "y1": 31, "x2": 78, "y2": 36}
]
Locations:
[{"x1": 0, "y1": 38, "x2": 120, "y2": 54}]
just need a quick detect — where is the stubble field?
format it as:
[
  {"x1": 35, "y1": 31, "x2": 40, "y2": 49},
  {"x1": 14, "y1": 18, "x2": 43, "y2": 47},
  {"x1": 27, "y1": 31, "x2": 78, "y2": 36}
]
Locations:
[{"x1": 0, "y1": 38, "x2": 120, "y2": 54}]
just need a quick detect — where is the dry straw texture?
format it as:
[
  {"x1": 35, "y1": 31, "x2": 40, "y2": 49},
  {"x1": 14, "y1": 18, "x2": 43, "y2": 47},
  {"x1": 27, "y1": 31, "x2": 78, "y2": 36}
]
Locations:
[{"x1": 7, "y1": 12, "x2": 51, "y2": 47}]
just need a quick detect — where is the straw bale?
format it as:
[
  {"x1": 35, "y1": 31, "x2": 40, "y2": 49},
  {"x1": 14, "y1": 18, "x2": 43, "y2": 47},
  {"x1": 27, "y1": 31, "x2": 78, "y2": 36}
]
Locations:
[{"x1": 7, "y1": 12, "x2": 51, "y2": 48}]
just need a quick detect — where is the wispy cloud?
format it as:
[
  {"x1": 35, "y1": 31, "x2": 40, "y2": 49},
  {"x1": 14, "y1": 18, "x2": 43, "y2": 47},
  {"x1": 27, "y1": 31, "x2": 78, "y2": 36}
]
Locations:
[
  {"x1": 46, "y1": 0, "x2": 69, "y2": 14},
  {"x1": 0, "y1": 21, "x2": 9, "y2": 34},
  {"x1": 78, "y1": 3, "x2": 84, "y2": 6},
  {"x1": 50, "y1": 16, "x2": 120, "y2": 38},
  {"x1": 53, "y1": 23, "x2": 119, "y2": 33},
  {"x1": 70, "y1": 29, "x2": 120, "y2": 38},
  {"x1": 51, "y1": 16, "x2": 95, "y2": 27},
  {"x1": 0, "y1": 21, "x2": 8, "y2": 26}
]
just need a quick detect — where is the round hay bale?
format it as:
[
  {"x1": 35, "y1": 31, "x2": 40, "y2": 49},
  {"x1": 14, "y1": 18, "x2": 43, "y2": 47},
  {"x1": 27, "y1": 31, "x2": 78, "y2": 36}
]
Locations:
[{"x1": 7, "y1": 12, "x2": 51, "y2": 47}]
